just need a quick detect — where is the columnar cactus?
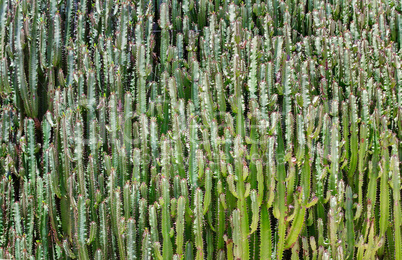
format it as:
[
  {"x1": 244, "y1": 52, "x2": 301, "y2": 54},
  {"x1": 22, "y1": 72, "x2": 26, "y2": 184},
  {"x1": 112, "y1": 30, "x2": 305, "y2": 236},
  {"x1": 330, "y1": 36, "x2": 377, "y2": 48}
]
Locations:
[{"x1": 0, "y1": 0, "x2": 401, "y2": 259}]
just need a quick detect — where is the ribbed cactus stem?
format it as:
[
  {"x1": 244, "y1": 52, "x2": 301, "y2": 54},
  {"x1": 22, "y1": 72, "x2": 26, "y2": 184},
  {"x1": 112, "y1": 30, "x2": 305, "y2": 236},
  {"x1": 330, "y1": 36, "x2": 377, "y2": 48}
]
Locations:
[
  {"x1": 194, "y1": 188, "x2": 204, "y2": 260},
  {"x1": 77, "y1": 195, "x2": 89, "y2": 260},
  {"x1": 161, "y1": 177, "x2": 173, "y2": 259}
]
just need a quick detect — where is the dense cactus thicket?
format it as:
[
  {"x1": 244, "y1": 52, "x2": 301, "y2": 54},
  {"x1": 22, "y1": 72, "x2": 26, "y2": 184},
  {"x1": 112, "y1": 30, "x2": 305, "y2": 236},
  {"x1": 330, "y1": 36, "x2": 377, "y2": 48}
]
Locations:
[{"x1": 1, "y1": 0, "x2": 402, "y2": 258}]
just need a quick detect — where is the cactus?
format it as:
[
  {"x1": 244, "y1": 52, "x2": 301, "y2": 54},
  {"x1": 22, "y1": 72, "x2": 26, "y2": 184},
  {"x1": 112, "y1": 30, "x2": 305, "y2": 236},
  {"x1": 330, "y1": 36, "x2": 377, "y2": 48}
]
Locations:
[
  {"x1": 391, "y1": 151, "x2": 401, "y2": 260},
  {"x1": 274, "y1": 115, "x2": 287, "y2": 259},
  {"x1": 160, "y1": 177, "x2": 173, "y2": 259},
  {"x1": 77, "y1": 195, "x2": 89, "y2": 260},
  {"x1": 0, "y1": 0, "x2": 402, "y2": 259},
  {"x1": 176, "y1": 196, "x2": 185, "y2": 257}
]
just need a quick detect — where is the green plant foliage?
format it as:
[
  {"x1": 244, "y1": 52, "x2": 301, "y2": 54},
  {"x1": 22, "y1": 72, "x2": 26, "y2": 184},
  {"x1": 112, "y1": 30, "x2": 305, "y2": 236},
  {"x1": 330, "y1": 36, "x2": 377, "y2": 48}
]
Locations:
[{"x1": 1, "y1": 0, "x2": 402, "y2": 259}]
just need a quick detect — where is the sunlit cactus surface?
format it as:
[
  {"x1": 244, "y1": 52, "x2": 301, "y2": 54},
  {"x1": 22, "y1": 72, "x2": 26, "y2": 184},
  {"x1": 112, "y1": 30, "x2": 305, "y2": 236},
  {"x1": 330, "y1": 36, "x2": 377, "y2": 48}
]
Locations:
[{"x1": 0, "y1": 0, "x2": 402, "y2": 259}]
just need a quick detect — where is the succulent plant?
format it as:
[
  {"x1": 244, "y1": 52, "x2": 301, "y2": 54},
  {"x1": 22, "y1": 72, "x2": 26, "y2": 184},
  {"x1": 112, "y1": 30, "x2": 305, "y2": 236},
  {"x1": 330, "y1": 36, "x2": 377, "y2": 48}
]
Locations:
[{"x1": 0, "y1": 0, "x2": 402, "y2": 259}]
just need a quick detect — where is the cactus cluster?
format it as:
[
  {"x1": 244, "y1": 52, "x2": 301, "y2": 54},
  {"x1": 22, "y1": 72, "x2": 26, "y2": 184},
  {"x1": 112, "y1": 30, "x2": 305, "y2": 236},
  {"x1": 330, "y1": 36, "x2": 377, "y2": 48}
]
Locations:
[{"x1": 0, "y1": 0, "x2": 402, "y2": 259}]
